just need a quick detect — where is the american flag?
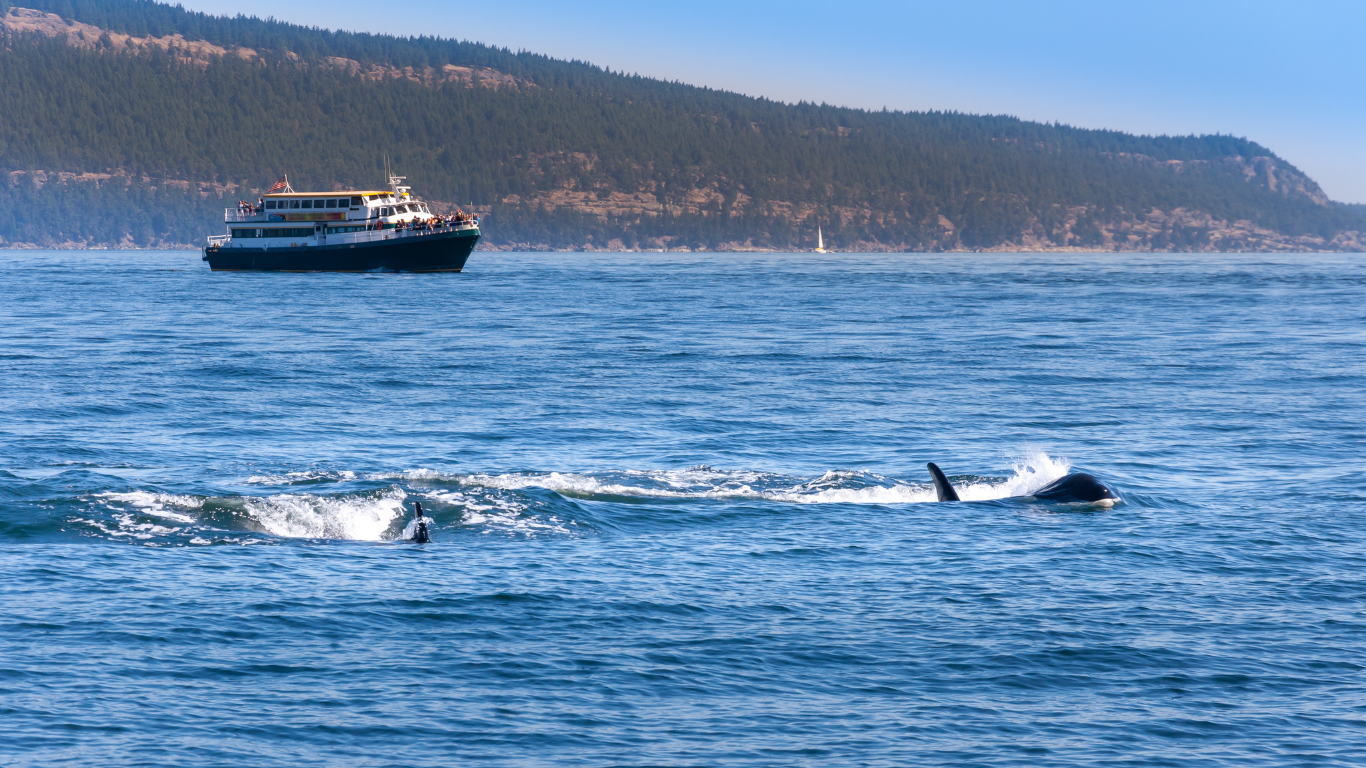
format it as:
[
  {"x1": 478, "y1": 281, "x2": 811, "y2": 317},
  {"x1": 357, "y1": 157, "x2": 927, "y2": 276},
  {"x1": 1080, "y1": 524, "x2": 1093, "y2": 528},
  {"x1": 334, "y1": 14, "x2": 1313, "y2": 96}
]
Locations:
[{"x1": 266, "y1": 176, "x2": 290, "y2": 194}]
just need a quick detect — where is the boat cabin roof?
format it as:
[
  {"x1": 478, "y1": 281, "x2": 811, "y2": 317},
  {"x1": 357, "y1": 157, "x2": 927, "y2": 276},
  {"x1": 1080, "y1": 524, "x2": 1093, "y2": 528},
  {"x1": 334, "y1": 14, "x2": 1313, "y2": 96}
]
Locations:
[{"x1": 263, "y1": 191, "x2": 392, "y2": 198}]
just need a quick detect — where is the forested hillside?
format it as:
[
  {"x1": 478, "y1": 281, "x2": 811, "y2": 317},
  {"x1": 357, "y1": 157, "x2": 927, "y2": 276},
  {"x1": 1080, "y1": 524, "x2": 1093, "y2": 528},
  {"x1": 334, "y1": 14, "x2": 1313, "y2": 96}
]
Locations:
[{"x1": 1, "y1": 0, "x2": 1362, "y2": 251}]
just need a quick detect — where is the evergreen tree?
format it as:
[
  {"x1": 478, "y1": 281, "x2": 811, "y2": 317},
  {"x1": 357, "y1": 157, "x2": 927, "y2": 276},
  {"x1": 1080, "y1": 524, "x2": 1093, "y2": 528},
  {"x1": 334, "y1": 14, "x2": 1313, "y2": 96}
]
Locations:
[{"x1": 0, "y1": 0, "x2": 1361, "y2": 250}]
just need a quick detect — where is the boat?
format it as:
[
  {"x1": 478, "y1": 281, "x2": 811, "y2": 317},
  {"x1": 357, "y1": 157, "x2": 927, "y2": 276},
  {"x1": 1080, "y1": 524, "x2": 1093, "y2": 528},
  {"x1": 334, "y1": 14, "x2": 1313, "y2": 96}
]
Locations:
[
  {"x1": 815, "y1": 225, "x2": 826, "y2": 254},
  {"x1": 202, "y1": 174, "x2": 480, "y2": 272}
]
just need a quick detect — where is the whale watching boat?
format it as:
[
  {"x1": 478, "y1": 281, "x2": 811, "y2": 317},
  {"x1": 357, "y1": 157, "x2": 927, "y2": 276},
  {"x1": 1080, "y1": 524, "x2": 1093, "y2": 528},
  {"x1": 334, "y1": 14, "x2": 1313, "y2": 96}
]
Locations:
[{"x1": 203, "y1": 174, "x2": 479, "y2": 272}]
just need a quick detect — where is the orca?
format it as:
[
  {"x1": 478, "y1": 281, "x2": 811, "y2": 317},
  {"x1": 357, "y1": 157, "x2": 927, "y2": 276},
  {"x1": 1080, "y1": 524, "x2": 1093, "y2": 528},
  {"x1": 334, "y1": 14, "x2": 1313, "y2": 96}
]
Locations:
[
  {"x1": 1030, "y1": 472, "x2": 1118, "y2": 504},
  {"x1": 926, "y1": 462, "x2": 1118, "y2": 505},
  {"x1": 926, "y1": 462, "x2": 960, "y2": 502},
  {"x1": 412, "y1": 501, "x2": 431, "y2": 543}
]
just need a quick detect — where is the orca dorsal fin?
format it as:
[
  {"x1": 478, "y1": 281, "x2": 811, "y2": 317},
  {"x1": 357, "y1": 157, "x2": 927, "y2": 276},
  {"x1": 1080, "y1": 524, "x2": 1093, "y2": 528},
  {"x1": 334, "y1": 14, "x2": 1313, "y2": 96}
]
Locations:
[{"x1": 927, "y1": 462, "x2": 960, "y2": 502}]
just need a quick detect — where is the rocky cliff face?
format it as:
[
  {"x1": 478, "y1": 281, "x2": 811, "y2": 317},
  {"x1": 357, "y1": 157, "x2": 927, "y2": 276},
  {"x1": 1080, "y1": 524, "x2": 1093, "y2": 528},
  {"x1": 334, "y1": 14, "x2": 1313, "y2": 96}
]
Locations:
[
  {"x1": 983, "y1": 205, "x2": 1364, "y2": 254},
  {"x1": 6, "y1": 164, "x2": 1361, "y2": 253},
  {"x1": 1105, "y1": 152, "x2": 1330, "y2": 206},
  {"x1": 1, "y1": 6, "x2": 534, "y2": 92},
  {"x1": 472, "y1": 153, "x2": 1361, "y2": 252}
]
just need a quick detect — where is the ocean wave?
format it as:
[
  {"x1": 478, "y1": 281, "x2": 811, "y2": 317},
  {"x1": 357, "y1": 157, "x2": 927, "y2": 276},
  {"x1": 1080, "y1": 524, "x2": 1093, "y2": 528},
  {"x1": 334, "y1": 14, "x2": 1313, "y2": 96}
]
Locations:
[
  {"x1": 94, "y1": 487, "x2": 409, "y2": 542},
  {"x1": 443, "y1": 450, "x2": 1071, "y2": 505},
  {"x1": 244, "y1": 470, "x2": 359, "y2": 485},
  {"x1": 18, "y1": 452, "x2": 1080, "y2": 545},
  {"x1": 418, "y1": 488, "x2": 572, "y2": 537},
  {"x1": 236, "y1": 488, "x2": 407, "y2": 540},
  {"x1": 86, "y1": 484, "x2": 569, "y2": 542},
  {"x1": 97, "y1": 491, "x2": 203, "y2": 523}
]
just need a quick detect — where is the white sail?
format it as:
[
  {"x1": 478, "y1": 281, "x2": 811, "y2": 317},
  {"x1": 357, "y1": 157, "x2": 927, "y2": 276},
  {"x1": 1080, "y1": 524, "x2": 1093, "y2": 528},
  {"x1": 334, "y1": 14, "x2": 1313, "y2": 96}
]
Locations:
[{"x1": 816, "y1": 226, "x2": 826, "y2": 253}]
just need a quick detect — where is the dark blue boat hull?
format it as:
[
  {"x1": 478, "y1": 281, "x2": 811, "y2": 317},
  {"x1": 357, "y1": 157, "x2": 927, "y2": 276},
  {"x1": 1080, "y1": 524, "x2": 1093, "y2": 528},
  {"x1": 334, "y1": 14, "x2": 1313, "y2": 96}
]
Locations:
[{"x1": 203, "y1": 228, "x2": 479, "y2": 272}]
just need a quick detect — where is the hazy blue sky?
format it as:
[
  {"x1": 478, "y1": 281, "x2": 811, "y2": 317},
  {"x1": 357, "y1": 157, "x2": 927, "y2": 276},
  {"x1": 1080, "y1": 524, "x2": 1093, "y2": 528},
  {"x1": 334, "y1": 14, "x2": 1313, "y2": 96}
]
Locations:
[{"x1": 179, "y1": 0, "x2": 1365, "y2": 202}]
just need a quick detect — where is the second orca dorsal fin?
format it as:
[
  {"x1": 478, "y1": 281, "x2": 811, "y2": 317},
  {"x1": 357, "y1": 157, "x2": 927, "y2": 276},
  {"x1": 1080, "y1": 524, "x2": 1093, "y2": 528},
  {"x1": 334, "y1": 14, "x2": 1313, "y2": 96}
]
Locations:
[{"x1": 927, "y1": 462, "x2": 960, "y2": 502}]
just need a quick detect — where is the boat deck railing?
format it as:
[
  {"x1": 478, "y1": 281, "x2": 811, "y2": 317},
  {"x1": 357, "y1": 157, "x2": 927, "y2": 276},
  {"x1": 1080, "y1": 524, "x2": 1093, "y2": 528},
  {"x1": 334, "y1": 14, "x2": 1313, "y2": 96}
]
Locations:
[
  {"x1": 212, "y1": 221, "x2": 479, "y2": 248},
  {"x1": 322, "y1": 222, "x2": 479, "y2": 246},
  {"x1": 224, "y1": 209, "x2": 264, "y2": 223}
]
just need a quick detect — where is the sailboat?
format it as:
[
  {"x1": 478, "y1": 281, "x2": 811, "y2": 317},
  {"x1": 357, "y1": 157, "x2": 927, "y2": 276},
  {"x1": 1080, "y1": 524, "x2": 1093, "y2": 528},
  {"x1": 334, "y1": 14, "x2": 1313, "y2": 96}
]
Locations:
[{"x1": 815, "y1": 225, "x2": 827, "y2": 254}]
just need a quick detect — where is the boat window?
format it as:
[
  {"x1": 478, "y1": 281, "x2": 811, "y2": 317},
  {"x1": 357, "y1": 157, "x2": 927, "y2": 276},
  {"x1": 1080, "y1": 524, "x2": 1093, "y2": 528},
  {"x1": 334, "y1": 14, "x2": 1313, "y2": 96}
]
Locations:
[
  {"x1": 313, "y1": 199, "x2": 325, "y2": 208},
  {"x1": 350, "y1": 196, "x2": 362, "y2": 206},
  {"x1": 301, "y1": 200, "x2": 312, "y2": 209},
  {"x1": 382, "y1": 207, "x2": 394, "y2": 216},
  {"x1": 289, "y1": 200, "x2": 301, "y2": 209},
  {"x1": 265, "y1": 200, "x2": 277, "y2": 210},
  {"x1": 325, "y1": 199, "x2": 337, "y2": 209}
]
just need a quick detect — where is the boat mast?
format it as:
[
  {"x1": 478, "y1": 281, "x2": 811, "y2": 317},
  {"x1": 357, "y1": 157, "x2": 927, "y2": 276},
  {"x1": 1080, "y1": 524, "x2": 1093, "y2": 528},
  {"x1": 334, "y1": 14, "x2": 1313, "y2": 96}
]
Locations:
[{"x1": 383, "y1": 154, "x2": 410, "y2": 201}]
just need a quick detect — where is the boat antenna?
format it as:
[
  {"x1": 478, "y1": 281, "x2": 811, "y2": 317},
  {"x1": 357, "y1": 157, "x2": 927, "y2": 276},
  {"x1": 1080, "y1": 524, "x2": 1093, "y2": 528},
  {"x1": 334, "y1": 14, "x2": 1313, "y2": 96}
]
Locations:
[{"x1": 381, "y1": 153, "x2": 409, "y2": 201}]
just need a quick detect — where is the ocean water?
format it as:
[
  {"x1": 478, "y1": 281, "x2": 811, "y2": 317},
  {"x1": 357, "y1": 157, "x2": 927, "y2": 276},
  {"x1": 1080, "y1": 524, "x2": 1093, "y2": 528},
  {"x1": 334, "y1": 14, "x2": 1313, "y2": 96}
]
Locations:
[{"x1": 1, "y1": 250, "x2": 1364, "y2": 766}]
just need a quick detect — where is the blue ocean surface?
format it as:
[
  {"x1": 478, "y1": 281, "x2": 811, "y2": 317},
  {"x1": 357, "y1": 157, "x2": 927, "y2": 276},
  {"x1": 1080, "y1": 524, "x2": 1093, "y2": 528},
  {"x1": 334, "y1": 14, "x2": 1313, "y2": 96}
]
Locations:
[{"x1": 1, "y1": 250, "x2": 1364, "y2": 766}]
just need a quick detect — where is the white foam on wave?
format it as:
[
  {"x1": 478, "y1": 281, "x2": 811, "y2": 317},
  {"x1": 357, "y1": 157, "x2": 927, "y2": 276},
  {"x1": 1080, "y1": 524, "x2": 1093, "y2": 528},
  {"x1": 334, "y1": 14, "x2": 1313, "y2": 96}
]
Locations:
[
  {"x1": 239, "y1": 488, "x2": 407, "y2": 540},
  {"x1": 93, "y1": 488, "x2": 409, "y2": 542},
  {"x1": 954, "y1": 451, "x2": 1071, "y2": 501},
  {"x1": 463, "y1": 469, "x2": 932, "y2": 504},
  {"x1": 768, "y1": 471, "x2": 939, "y2": 504},
  {"x1": 420, "y1": 489, "x2": 571, "y2": 537},
  {"x1": 79, "y1": 512, "x2": 182, "y2": 540},
  {"x1": 458, "y1": 467, "x2": 772, "y2": 502},
  {"x1": 244, "y1": 470, "x2": 358, "y2": 485},
  {"x1": 453, "y1": 451, "x2": 1072, "y2": 505},
  {"x1": 97, "y1": 491, "x2": 202, "y2": 523}
]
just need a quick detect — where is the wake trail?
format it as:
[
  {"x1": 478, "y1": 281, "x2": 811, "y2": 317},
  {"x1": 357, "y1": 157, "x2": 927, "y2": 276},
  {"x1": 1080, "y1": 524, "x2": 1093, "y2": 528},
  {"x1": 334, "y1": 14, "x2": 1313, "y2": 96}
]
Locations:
[{"x1": 74, "y1": 451, "x2": 1073, "y2": 543}]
